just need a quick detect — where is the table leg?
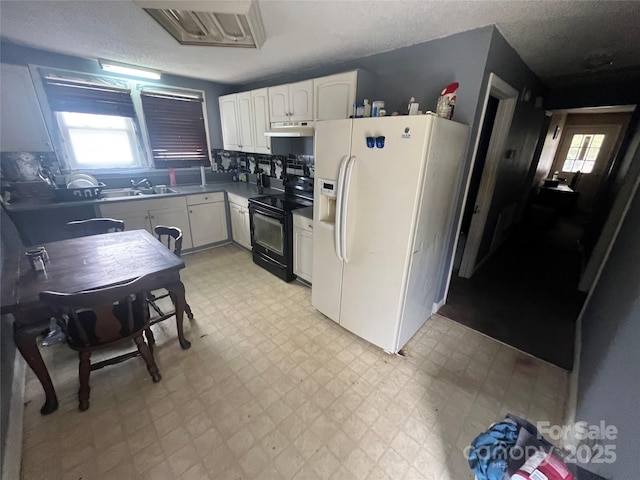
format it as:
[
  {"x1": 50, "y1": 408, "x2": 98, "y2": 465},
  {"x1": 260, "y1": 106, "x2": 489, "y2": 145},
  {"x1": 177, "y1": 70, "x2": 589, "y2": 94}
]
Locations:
[
  {"x1": 13, "y1": 319, "x2": 59, "y2": 415},
  {"x1": 167, "y1": 280, "x2": 191, "y2": 350}
]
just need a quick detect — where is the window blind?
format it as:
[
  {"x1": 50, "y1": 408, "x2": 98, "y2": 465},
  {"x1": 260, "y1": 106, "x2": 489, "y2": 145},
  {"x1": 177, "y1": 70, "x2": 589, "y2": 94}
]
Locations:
[
  {"x1": 43, "y1": 77, "x2": 136, "y2": 117},
  {"x1": 140, "y1": 91, "x2": 211, "y2": 168}
]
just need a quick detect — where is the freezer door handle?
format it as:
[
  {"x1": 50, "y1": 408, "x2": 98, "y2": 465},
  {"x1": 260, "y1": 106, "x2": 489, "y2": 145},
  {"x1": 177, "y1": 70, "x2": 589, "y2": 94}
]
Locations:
[
  {"x1": 334, "y1": 155, "x2": 350, "y2": 261},
  {"x1": 341, "y1": 155, "x2": 356, "y2": 263}
]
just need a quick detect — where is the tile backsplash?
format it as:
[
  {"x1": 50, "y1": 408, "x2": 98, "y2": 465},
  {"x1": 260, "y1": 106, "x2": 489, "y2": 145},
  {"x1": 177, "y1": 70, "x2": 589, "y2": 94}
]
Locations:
[{"x1": 212, "y1": 149, "x2": 315, "y2": 179}]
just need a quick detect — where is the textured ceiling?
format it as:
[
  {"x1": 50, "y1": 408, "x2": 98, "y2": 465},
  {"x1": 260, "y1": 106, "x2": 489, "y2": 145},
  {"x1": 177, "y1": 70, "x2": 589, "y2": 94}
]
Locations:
[{"x1": 1, "y1": 0, "x2": 639, "y2": 86}]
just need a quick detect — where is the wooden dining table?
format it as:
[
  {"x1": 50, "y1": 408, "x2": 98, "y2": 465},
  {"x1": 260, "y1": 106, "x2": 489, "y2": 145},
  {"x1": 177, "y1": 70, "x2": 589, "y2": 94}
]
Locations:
[{"x1": 0, "y1": 229, "x2": 191, "y2": 415}]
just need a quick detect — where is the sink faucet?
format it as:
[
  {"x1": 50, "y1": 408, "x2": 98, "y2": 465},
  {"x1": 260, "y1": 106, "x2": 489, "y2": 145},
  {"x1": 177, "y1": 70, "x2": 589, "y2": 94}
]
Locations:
[{"x1": 131, "y1": 178, "x2": 152, "y2": 189}]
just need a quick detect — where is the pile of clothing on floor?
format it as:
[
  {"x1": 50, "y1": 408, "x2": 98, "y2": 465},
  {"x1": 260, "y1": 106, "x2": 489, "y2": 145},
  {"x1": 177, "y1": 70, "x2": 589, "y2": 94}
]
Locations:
[{"x1": 468, "y1": 414, "x2": 574, "y2": 480}]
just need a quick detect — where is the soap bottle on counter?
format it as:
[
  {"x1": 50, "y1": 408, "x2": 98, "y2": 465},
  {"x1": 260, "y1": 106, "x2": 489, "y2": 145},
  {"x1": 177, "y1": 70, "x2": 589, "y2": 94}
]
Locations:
[{"x1": 363, "y1": 99, "x2": 371, "y2": 117}]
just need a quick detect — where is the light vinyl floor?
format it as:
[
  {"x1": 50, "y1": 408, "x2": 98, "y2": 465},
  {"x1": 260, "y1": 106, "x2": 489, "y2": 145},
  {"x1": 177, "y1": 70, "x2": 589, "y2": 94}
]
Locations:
[{"x1": 20, "y1": 245, "x2": 568, "y2": 480}]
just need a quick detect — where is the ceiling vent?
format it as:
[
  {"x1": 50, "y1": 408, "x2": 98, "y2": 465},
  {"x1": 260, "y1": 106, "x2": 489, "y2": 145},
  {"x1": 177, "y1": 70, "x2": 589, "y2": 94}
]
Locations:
[{"x1": 134, "y1": 0, "x2": 265, "y2": 48}]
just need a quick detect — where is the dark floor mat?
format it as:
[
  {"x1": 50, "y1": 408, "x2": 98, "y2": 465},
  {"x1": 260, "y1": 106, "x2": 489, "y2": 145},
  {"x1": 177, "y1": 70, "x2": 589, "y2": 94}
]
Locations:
[{"x1": 440, "y1": 216, "x2": 586, "y2": 370}]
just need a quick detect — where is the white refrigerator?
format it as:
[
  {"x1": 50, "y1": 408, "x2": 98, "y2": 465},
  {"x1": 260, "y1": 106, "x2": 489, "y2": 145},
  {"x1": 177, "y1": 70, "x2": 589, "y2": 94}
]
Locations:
[{"x1": 312, "y1": 115, "x2": 469, "y2": 353}]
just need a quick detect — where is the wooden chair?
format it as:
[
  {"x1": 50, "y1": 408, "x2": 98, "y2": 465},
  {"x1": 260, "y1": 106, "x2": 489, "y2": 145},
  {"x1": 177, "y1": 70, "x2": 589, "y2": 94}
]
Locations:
[
  {"x1": 39, "y1": 274, "x2": 161, "y2": 411},
  {"x1": 66, "y1": 218, "x2": 125, "y2": 237},
  {"x1": 148, "y1": 225, "x2": 194, "y2": 323}
]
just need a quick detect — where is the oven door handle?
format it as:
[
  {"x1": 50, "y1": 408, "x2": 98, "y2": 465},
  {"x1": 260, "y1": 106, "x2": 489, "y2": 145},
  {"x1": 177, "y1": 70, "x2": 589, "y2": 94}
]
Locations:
[{"x1": 251, "y1": 207, "x2": 284, "y2": 222}]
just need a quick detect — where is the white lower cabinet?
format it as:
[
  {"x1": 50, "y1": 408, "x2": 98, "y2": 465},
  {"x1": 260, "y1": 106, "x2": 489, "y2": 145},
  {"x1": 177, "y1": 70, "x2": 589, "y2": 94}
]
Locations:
[
  {"x1": 149, "y1": 206, "x2": 192, "y2": 248},
  {"x1": 293, "y1": 213, "x2": 313, "y2": 283},
  {"x1": 187, "y1": 192, "x2": 228, "y2": 248},
  {"x1": 227, "y1": 192, "x2": 251, "y2": 250},
  {"x1": 99, "y1": 196, "x2": 193, "y2": 249}
]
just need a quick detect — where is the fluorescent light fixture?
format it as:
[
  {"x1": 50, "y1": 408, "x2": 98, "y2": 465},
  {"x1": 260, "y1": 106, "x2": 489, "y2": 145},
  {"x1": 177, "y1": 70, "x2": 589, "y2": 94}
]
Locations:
[{"x1": 99, "y1": 60, "x2": 162, "y2": 80}]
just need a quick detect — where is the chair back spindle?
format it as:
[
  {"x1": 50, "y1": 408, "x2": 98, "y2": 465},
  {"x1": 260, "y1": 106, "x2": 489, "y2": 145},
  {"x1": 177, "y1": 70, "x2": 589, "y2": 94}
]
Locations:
[{"x1": 154, "y1": 225, "x2": 183, "y2": 257}]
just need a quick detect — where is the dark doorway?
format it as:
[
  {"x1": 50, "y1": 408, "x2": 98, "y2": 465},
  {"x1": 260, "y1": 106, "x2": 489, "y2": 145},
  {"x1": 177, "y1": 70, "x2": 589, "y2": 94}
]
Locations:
[
  {"x1": 461, "y1": 96, "x2": 500, "y2": 235},
  {"x1": 441, "y1": 215, "x2": 586, "y2": 370}
]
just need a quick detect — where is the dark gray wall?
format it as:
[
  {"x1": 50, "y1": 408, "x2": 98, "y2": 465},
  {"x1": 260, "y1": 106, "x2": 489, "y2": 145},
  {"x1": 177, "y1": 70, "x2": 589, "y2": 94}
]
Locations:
[
  {"x1": 240, "y1": 27, "x2": 495, "y2": 303},
  {"x1": 240, "y1": 26, "x2": 492, "y2": 135},
  {"x1": 474, "y1": 28, "x2": 546, "y2": 262},
  {"x1": 545, "y1": 79, "x2": 640, "y2": 111},
  {"x1": 575, "y1": 164, "x2": 640, "y2": 479},
  {"x1": 1, "y1": 208, "x2": 22, "y2": 471},
  {"x1": 0, "y1": 39, "x2": 232, "y2": 149},
  {"x1": 0, "y1": 312, "x2": 15, "y2": 471}
]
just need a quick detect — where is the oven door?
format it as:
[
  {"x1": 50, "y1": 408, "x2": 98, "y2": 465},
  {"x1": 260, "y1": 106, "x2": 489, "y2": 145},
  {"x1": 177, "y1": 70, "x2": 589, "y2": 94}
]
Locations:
[{"x1": 250, "y1": 205, "x2": 287, "y2": 265}]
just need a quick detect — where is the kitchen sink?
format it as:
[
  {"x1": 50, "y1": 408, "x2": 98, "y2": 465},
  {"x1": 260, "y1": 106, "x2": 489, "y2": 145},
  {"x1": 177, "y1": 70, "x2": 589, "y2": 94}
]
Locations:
[{"x1": 102, "y1": 187, "x2": 179, "y2": 198}]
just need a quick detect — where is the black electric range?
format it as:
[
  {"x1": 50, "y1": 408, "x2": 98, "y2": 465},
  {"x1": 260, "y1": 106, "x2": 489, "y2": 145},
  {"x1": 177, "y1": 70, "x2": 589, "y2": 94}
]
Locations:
[
  {"x1": 248, "y1": 176, "x2": 313, "y2": 281},
  {"x1": 249, "y1": 193, "x2": 313, "y2": 212}
]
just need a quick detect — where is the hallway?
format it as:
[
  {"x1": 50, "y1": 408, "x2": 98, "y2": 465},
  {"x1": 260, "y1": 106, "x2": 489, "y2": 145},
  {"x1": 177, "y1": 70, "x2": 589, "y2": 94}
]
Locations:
[{"x1": 439, "y1": 213, "x2": 587, "y2": 370}]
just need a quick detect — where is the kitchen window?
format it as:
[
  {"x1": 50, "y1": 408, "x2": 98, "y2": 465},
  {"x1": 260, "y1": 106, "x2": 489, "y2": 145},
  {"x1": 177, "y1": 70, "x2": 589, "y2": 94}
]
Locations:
[
  {"x1": 140, "y1": 90, "x2": 211, "y2": 169},
  {"x1": 56, "y1": 112, "x2": 142, "y2": 169},
  {"x1": 40, "y1": 71, "x2": 211, "y2": 171},
  {"x1": 43, "y1": 75, "x2": 145, "y2": 170}
]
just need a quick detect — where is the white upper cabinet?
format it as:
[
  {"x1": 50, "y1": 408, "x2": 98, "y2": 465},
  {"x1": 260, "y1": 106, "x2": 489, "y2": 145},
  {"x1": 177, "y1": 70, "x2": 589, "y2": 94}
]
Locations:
[
  {"x1": 268, "y1": 80, "x2": 313, "y2": 124},
  {"x1": 219, "y1": 94, "x2": 241, "y2": 151},
  {"x1": 219, "y1": 89, "x2": 271, "y2": 154},
  {"x1": 236, "y1": 91, "x2": 254, "y2": 152},
  {"x1": 314, "y1": 71, "x2": 358, "y2": 121},
  {"x1": 289, "y1": 80, "x2": 313, "y2": 121},
  {"x1": 251, "y1": 88, "x2": 271, "y2": 154},
  {"x1": 1, "y1": 63, "x2": 52, "y2": 152},
  {"x1": 268, "y1": 84, "x2": 290, "y2": 123}
]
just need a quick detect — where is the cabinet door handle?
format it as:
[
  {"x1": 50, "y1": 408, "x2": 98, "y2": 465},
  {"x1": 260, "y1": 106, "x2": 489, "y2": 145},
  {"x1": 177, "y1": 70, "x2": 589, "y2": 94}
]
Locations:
[{"x1": 190, "y1": 210, "x2": 193, "y2": 214}]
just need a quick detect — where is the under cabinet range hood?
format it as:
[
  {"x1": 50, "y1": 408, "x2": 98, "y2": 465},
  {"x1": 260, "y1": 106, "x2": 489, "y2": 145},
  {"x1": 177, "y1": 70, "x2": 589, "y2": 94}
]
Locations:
[
  {"x1": 264, "y1": 121, "x2": 315, "y2": 137},
  {"x1": 134, "y1": 0, "x2": 266, "y2": 48}
]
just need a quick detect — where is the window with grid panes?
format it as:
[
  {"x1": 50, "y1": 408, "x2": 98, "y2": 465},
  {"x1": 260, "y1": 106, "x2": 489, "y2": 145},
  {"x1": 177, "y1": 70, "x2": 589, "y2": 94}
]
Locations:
[{"x1": 562, "y1": 134, "x2": 605, "y2": 174}]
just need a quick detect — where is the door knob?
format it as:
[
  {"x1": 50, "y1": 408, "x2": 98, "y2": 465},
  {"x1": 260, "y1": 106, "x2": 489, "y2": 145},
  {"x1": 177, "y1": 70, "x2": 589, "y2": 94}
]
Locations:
[{"x1": 473, "y1": 205, "x2": 480, "y2": 214}]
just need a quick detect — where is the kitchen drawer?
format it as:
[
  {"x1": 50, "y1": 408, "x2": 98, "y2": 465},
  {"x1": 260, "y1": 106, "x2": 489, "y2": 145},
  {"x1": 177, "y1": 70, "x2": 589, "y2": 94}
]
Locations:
[
  {"x1": 293, "y1": 213, "x2": 313, "y2": 232},
  {"x1": 227, "y1": 192, "x2": 248, "y2": 208},
  {"x1": 99, "y1": 196, "x2": 186, "y2": 216},
  {"x1": 186, "y1": 192, "x2": 224, "y2": 205}
]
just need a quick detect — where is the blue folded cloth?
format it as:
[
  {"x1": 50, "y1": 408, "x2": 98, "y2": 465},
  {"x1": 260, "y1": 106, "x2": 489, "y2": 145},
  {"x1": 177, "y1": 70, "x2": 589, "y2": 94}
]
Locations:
[{"x1": 468, "y1": 421, "x2": 519, "y2": 480}]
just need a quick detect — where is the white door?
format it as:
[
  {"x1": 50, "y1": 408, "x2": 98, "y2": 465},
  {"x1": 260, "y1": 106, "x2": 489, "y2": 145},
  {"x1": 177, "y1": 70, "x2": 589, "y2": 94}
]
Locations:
[
  {"x1": 311, "y1": 119, "x2": 353, "y2": 323},
  {"x1": 289, "y1": 80, "x2": 313, "y2": 121},
  {"x1": 150, "y1": 206, "x2": 193, "y2": 250},
  {"x1": 219, "y1": 94, "x2": 241, "y2": 150},
  {"x1": 294, "y1": 227, "x2": 314, "y2": 283},
  {"x1": 268, "y1": 85, "x2": 289, "y2": 123},
  {"x1": 236, "y1": 91, "x2": 254, "y2": 152},
  {"x1": 251, "y1": 88, "x2": 271, "y2": 154},
  {"x1": 314, "y1": 71, "x2": 357, "y2": 121},
  {"x1": 339, "y1": 116, "x2": 431, "y2": 352},
  {"x1": 459, "y1": 74, "x2": 519, "y2": 279},
  {"x1": 242, "y1": 207, "x2": 252, "y2": 250},
  {"x1": 189, "y1": 202, "x2": 228, "y2": 247},
  {"x1": 229, "y1": 202, "x2": 247, "y2": 247}
]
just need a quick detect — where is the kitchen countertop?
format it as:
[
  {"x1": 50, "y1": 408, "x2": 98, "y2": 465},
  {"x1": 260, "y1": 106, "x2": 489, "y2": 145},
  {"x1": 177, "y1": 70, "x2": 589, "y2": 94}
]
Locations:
[
  {"x1": 3, "y1": 181, "x2": 284, "y2": 212},
  {"x1": 293, "y1": 206, "x2": 313, "y2": 219}
]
